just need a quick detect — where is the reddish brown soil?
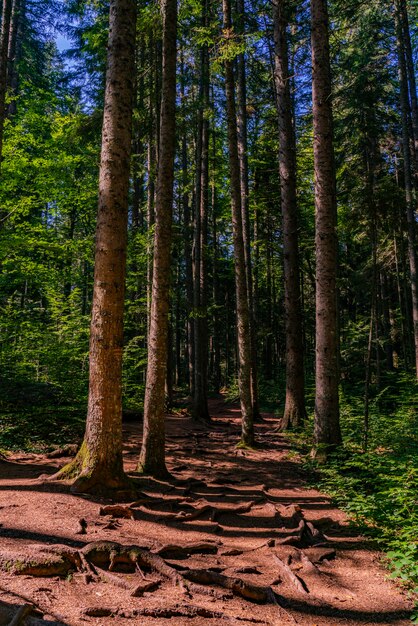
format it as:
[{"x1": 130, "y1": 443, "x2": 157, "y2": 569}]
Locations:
[{"x1": 0, "y1": 398, "x2": 413, "y2": 625}]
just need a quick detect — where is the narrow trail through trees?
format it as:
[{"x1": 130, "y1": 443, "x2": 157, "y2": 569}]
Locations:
[{"x1": 0, "y1": 399, "x2": 412, "y2": 625}]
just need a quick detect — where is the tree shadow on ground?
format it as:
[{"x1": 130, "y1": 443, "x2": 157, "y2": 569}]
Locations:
[
  {"x1": 0, "y1": 594, "x2": 69, "y2": 625},
  {"x1": 0, "y1": 403, "x2": 410, "y2": 626}
]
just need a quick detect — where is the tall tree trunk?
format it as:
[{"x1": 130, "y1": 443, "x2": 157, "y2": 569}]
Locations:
[
  {"x1": 146, "y1": 38, "x2": 156, "y2": 340},
  {"x1": 138, "y1": 0, "x2": 177, "y2": 477},
  {"x1": 311, "y1": 0, "x2": 341, "y2": 450},
  {"x1": 393, "y1": 232, "x2": 409, "y2": 365},
  {"x1": 211, "y1": 165, "x2": 222, "y2": 392},
  {"x1": 236, "y1": 0, "x2": 260, "y2": 422},
  {"x1": 6, "y1": 0, "x2": 19, "y2": 105},
  {"x1": 395, "y1": 0, "x2": 418, "y2": 378},
  {"x1": 0, "y1": 0, "x2": 12, "y2": 171},
  {"x1": 273, "y1": 0, "x2": 306, "y2": 430},
  {"x1": 175, "y1": 256, "x2": 182, "y2": 386},
  {"x1": 6, "y1": 0, "x2": 21, "y2": 117},
  {"x1": 131, "y1": 43, "x2": 145, "y2": 232},
  {"x1": 398, "y1": 0, "x2": 418, "y2": 170},
  {"x1": 222, "y1": 0, "x2": 254, "y2": 447},
  {"x1": 192, "y1": 5, "x2": 210, "y2": 422},
  {"x1": 50, "y1": 0, "x2": 137, "y2": 496},
  {"x1": 380, "y1": 272, "x2": 394, "y2": 372},
  {"x1": 179, "y1": 54, "x2": 194, "y2": 398}
]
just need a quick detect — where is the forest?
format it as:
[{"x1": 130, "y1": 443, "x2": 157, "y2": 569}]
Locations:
[{"x1": 0, "y1": 0, "x2": 418, "y2": 623}]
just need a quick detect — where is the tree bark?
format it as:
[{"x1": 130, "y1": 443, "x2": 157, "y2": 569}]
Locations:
[
  {"x1": 50, "y1": 0, "x2": 137, "y2": 496},
  {"x1": 236, "y1": 0, "x2": 260, "y2": 422},
  {"x1": 138, "y1": 0, "x2": 177, "y2": 477},
  {"x1": 394, "y1": 0, "x2": 418, "y2": 378},
  {"x1": 311, "y1": 0, "x2": 341, "y2": 449},
  {"x1": 222, "y1": 0, "x2": 254, "y2": 447},
  {"x1": 211, "y1": 163, "x2": 222, "y2": 392},
  {"x1": 192, "y1": 3, "x2": 210, "y2": 422},
  {"x1": 398, "y1": 0, "x2": 418, "y2": 171},
  {"x1": 146, "y1": 37, "x2": 156, "y2": 341},
  {"x1": 0, "y1": 0, "x2": 12, "y2": 171},
  {"x1": 273, "y1": 0, "x2": 306, "y2": 430},
  {"x1": 180, "y1": 52, "x2": 195, "y2": 397},
  {"x1": 6, "y1": 0, "x2": 19, "y2": 101}
]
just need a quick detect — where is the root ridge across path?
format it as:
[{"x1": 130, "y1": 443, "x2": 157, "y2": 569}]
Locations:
[{"x1": 0, "y1": 398, "x2": 413, "y2": 625}]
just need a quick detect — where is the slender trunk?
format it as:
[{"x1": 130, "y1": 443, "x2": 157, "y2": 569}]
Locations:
[
  {"x1": 64, "y1": 208, "x2": 76, "y2": 299},
  {"x1": 212, "y1": 213, "x2": 222, "y2": 392},
  {"x1": 180, "y1": 53, "x2": 194, "y2": 397},
  {"x1": 52, "y1": 0, "x2": 137, "y2": 496},
  {"x1": 223, "y1": 0, "x2": 254, "y2": 446},
  {"x1": 236, "y1": 0, "x2": 260, "y2": 421},
  {"x1": 139, "y1": 0, "x2": 177, "y2": 477},
  {"x1": 380, "y1": 272, "x2": 394, "y2": 371},
  {"x1": 175, "y1": 257, "x2": 182, "y2": 386},
  {"x1": 0, "y1": 0, "x2": 12, "y2": 171},
  {"x1": 363, "y1": 298, "x2": 374, "y2": 453},
  {"x1": 311, "y1": 0, "x2": 341, "y2": 449},
  {"x1": 395, "y1": 0, "x2": 418, "y2": 378},
  {"x1": 6, "y1": 0, "x2": 21, "y2": 117},
  {"x1": 6, "y1": 0, "x2": 18, "y2": 97},
  {"x1": 146, "y1": 39, "x2": 156, "y2": 340},
  {"x1": 212, "y1": 155, "x2": 222, "y2": 392},
  {"x1": 132, "y1": 44, "x2": 145, "y2": 231},
  {"x1": 394, "y1": 232, "x2": 409, "y2": 365},
  {"x1": 192, "y1": 8, "x2": 210, "y2": 422},
  {"x1": 398, "y1": 0, "x2": 418, "y2": 170},
  {"x1": 165, "y1": 316, "x2": 174, "y2": 408},
  {"x1": 273, "y1": 0, "x2": 306, "y2": 429},
  {"x1": 265, "y1": 219, "x2": 274, "y2": 375}
]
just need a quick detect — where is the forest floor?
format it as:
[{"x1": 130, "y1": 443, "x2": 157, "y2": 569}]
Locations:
[{"x1": 0, "y1": 397, "x2": 413, "y2": 626}]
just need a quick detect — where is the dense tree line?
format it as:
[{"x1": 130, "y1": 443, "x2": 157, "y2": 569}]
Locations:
[{"x1": 0, "y1": 0, "x2": 417, "y2": 493}]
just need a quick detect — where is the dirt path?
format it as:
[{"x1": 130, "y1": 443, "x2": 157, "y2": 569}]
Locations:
[{"x1": 0, "y1": 398, "x2": 413, "y2": 625}]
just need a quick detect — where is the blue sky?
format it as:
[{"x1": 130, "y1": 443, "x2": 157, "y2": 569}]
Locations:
[{"x1": 56, "y1": 34, "x2": 71, "y2": 52}]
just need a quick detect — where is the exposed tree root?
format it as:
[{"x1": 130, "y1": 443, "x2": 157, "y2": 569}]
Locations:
[
  {"x1": 81, "y1": 604, "x2": 268, "y2": 622},
  {"x1": 182, "y1": 568, "x2": 278, "y2": 603},
  {"x1": 0, "y1": 540, "x2": 280, "y2": 606},
  {"x1": 302, "y1": 547, "x2": 336, "y2": 564},
  {"x1": 98, "y1": 505, "x2": 135, "y2": 519},
  {"x1": 99, "y1": 497, "x2": 262, "y2": 525},
  {"x1": 42, "y1": 445, "x2": 137, "y2": 500},
  {"x1": 127, "y1": 605, "x2": 268, "y2": 622},
  {"x1": 272, "y1": 505, "x2": 329, "y2": 548},
  {"x1": 164, "y1": 499, "x2": 261, "y2": 523},
  {"x1": 45, "y1": 445, "x2": 79, "y2": 459},
  {"x1": 155, "y1": 541, "x2": 219, "y2": 559},
  {"x1": 0, "y1": 545, "x2": 81, "y2": 577},
  {"x1": 94, "y1": 565, "x2": 162, "y2": 596},
  {"x1": 80, "y1": 607, "x2": 114, "y2": 618},
  {"x1": 271, "y1": 553, "x2": 309, "y2": 594}
]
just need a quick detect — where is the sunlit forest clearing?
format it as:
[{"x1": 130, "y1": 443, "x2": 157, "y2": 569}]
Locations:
[{"x1": 0, "y1": 0, "x2": 418, "y2": 623}]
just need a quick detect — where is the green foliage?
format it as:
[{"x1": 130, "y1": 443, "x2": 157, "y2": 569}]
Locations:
[{"x1": 305, "y1": 374, "x2": 418, "y2": 608}]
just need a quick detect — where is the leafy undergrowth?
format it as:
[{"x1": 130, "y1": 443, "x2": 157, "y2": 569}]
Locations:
[
  {"x1": 299, "y1": 373, "x2": 418, "y2": 620},
  {"x1": 0, "y1": 377, "x2": 86, "y2": 453}
]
